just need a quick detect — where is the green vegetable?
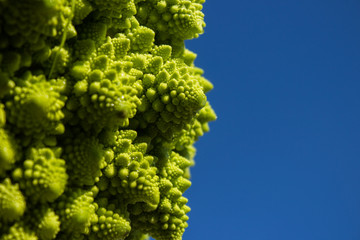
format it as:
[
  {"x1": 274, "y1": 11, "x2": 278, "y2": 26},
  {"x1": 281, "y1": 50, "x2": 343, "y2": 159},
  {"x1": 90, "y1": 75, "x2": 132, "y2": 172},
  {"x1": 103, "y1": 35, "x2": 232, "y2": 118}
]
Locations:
[{"x1": 0, "y1": 0, "x2": 216, "y2": 239}]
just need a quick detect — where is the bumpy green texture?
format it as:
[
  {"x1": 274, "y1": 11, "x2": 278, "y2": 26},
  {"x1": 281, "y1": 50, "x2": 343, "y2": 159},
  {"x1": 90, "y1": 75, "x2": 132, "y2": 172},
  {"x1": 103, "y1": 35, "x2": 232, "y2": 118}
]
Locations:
[{"x1": 0, "y1": 0, "x2": 216, "y2": 239}]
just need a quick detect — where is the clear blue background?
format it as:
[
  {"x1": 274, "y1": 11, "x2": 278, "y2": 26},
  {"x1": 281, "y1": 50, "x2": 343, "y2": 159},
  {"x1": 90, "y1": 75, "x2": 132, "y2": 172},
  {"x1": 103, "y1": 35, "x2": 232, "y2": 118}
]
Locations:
[{"x1": 182, "y1": 1, "x2": 360, "y2": 239}]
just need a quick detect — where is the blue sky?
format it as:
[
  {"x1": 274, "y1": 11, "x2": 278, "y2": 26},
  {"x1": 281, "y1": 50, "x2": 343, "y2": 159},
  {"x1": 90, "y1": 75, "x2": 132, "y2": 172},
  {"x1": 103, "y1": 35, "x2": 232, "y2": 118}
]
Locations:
[{"x1": 182, "y1": 1, "x2": 360, "y2": 240}]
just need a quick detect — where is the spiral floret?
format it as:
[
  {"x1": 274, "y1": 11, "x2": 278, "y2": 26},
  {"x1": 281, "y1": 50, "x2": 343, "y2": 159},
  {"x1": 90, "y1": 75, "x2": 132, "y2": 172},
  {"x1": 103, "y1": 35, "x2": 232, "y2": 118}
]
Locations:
[
  {"x1": 24, "y1": 206, "x2": 61, "y2": 240},
  {"x1": 14, "y1": 147, "x2": 68, "y2": 203},
  {"x1": 136, "y1": 0, "x2": 205, "y2": 44},
  {"x1": 129, "y1": 152, "x2": 192, "y2": 240},
  {"x1": 0, "y1": 222, "x2": 38, "y2": 240},
  {"x1": 100, "y1": 129, "x2": 160, "y2": 207},
  {"x1": 0, "y1": 179, "x2": 26, "y2": 222},
  {"x1": 0, "y1": 0, "x2": 74, "y2": 48},
  {"x1": 62, "y1": 133, "x2": 109, "y2": 186},
  {"x1": 89, "y1": 206, "x2": 131, "y2": 240},
  {"x1": 0, "y1": 129, "x2": 21, "y2": 177},
  {"x1": 55, "y1": 189, "x2": 97, "y2": 234},
  {"x1": 5, "y1": 73, "x2": 67, "y2": 138}
]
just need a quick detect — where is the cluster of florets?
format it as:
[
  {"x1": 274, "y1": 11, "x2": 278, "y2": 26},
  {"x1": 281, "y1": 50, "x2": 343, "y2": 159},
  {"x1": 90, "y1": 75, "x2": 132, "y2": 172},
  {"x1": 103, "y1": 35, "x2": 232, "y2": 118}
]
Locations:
[{"x1": 0, "y1": 0, "x2": 215, "y2": 239}]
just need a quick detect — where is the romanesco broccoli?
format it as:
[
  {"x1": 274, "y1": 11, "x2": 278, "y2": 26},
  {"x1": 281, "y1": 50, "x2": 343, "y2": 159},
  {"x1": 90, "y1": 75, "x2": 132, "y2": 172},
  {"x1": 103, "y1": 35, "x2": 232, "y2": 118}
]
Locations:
[{"x1": 0, "y1": 0, "x2": 216, "y2": 239}]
